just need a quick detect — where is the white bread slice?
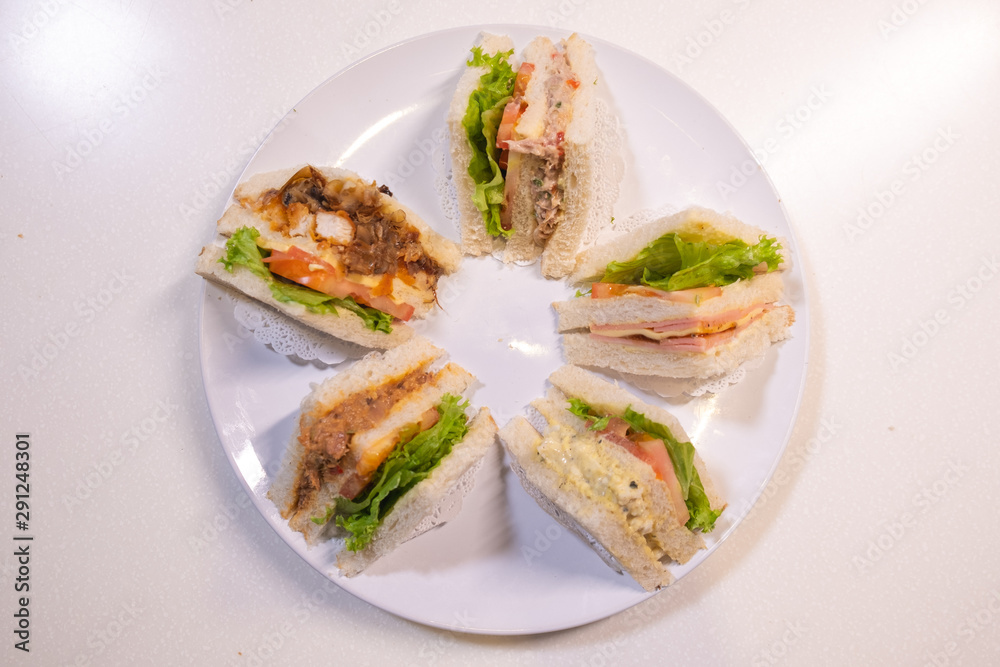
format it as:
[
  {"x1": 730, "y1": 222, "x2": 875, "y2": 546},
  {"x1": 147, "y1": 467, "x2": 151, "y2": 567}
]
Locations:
[
  {"x1": 500, "y1": 34, "x2": 602, "y2": 277},
  {"x1": 219, "y1": 165, "x2": 461, "y2": 276},
  {"x1": 348, "y1": 362, "x2": 474, "y2": 461},
  {"x1": 557, "y1": 206, "x2": 794, "y2": 377},
  {"x1": 562, "y1": 305, "x2": 795, "y2": 379},
  {"x1": 547, "y1": 365, "x2": 724, "y2": 512},
  {"x1": 538, "y1": 33, "x2": 600, "y2": 279},
  {"x1": 570, "y1": 206, "x2": 788, "y2": 284},
  {"x1": 493, "y1": 36, "x2": 556, "y2": 266},
  {"x1": 499, "y1": 366, "x2": 724, "y2": 591},
  {"x1": 267, "y1": 338, "x2": 445, "y2": 543},
  {"x1": 447, "y1": 33, "x2": 515, "y2": 257},
  {"x1": 196, "y1": 165, "x2": 460, "y2": 349},
  {"x1": 196, "y1": 245, "x2": 414, "y2": 350},
  {"x1": 448, "y1": 33, "x2": 611, "y2": 277},
  {"x1": 555, "y1": 270, "x2": 786, "y2": 331},
  {"x1": 337, "y1": 407, "x2": 497, "y2": 576},
  {"x1": 502, "y1": 415, "x2": 675, "y2": 590}
]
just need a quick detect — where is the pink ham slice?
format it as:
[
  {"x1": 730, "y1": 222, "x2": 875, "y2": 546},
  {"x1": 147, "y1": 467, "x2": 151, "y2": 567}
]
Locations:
[
  {"x1": 591, "y1": 308, "x2": 769, "y2": 352},
  {"x1": 591, "y1": 303, "x2": 772, "y2": 336}
]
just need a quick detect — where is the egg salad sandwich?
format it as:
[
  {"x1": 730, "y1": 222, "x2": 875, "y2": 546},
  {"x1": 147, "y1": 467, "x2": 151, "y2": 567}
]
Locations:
[
  {"x1": 448, "y1": 32, "x2": 611, "y2": 278},
  {"x1": 267, "y1": 337, "x2": 497, "y2": 576},
  {"x1": 553, "y1": 207, "x2": 795, "y2": 379},
  {"x1": 196, "y1": 165, "x2": 462, "y2": 349},
  {"x1": 499, "y1": 365, "x2": 725, "y2": 591}
]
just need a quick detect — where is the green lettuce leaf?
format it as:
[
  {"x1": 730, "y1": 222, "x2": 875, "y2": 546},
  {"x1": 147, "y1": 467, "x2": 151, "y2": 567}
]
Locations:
[
  {"x1": 566, "y1": 398, "x2": 610, "y2": 431},
  {"x1": 218, "y1": 227, "x2": 394, "y2": 333},
  {"x1": 269, "y1": 282, "x2": 393, "y2": 334},
  {"x1": 220, "y1": 226, "x2": 271, "y2": 280},
  {"x1": 322, "y1": 394, "x2": 471, "y2": 552},
  {"x1": 564, "y1": 400, "x2": 721, "y2": 532},
  {"x1": 600, "y1": 232, "x2": 782, "y2": 291},
  {"x1": 462, "y1": 46, "x2": 515, "y2": 238},
  {"x1": 621, "y1": 407, "x2": 696, "y2": 499},
  {"x1": 684, "y1": 468, "x2": 723, "y2": 532}
]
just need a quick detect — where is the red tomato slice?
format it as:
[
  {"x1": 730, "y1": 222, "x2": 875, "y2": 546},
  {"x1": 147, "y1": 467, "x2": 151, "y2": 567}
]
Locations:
[
  {"x1": 591, "y1": 283, "x2": 630, "y2": 298},
  {"x1": 513, "y1": 62, "x2": 534, "y2": 97},
  {"x1": 566, "y1": 78, "x2": 580, "y2": 90},
  {"x1": 497, "y1": 64, "x2": 534, "y2": 151},
  {"x1": 603, "y1": 431, "x2": 655, "y2": 468},
  {"x1": 590, "y1": 282, "x2": 722, "y2": 304},
  {"x1": 496, "y1": 100, "x2": 521, "y2": 150},
  {"x1": 634, "y1": 437, "x2": 690, "y2": 527},
  {"x1": 599, "y1": 419, "x2": 690, "y2": 528},
  {"x1": 264, "y1": 249, "x2": 414, "y2": 321}
]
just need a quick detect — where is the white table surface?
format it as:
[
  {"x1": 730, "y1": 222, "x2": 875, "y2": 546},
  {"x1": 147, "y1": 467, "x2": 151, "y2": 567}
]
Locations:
[{"x1": 3, "y1": 1, "x2": 999, "y2": 664}]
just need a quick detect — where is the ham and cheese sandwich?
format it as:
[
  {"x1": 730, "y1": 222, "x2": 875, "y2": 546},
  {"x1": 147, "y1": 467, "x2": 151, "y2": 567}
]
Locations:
[
  {"x1": 196, "y1": 165, "x2": 461, "y2": 349},
  {"x1": 267, "y1": 337, "x2": 497, "y2": 576},
  {"x1": 448, "y1": 32, "x2": 611, "y2": 278},
  {"x1": 500, "y1": 366, "x2": 725, "y2": 591},
  {"x1": 554, "y1": 207, "x2": 795, "y2": 379}
]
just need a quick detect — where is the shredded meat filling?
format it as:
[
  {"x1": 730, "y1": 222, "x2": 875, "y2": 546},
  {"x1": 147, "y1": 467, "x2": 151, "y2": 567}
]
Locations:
[
  {"x1": 253, "y1": 165, "x2": 444, "y2": 287},
  {"x1": 290, "y1": 368, "x2": 432, "y2": 514},
  {"x1": 504, "y1": 51, "x2": 576, "y2": 247}
]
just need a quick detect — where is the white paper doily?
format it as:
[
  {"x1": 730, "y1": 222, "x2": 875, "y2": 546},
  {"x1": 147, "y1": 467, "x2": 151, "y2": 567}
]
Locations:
[
  {"x1": 612, "y1": 356, "x2": 765, "y2": 399},
  {"x1": 589, "y1": 202, "x2": 679, "y2": 248},
  {"x1": 229, "y1": 293, "x2": 367, "y2": 366}
]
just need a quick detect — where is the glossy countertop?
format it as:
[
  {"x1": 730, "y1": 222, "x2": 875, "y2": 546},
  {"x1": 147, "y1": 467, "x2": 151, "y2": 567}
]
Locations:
[{"x1": 3, "y1": 1, "x2": 999, "y2": 664}]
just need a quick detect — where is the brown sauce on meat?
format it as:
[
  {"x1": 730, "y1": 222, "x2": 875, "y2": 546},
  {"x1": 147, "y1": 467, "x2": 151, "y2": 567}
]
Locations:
[
  {"x1": 289, "y1": 368, "x2": 432, "y2": 516},
  {"x1": 252, "y1": 165, "x2": 444, "y2": 287}
]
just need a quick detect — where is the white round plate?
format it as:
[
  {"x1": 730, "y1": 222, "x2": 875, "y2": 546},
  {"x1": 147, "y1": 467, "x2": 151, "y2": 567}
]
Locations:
[{"x1": 198, "y1": 24, "x2": 809, "y2": 634}]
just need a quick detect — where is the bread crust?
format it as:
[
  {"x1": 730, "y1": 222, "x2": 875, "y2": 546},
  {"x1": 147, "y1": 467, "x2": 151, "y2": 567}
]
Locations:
[
  {"x1": 554, "y1": 271, "x2": 786, "y2": 331},
  {"x1": 447, "y1": 33, "x2": 514, "y2": 257},
  {"x1": 561, "y1": 305, "x2": 795, "y2": 379},
  {"x1": 448, "y1": 33, "x2": 608, "y2": 277},
  {"x1": 196, "y1": 165, "x2": 460, "y2": 349},
  {"x1": 570, "y1": 206, "x2": 788, "y2": 284},
  {"x1": 196, "y1": 245, "x2": 413, "y2": 350},
  {"x1": 499, "y1": 366, "x2": 724, "y2": 591},
  {"x1": 556, "y1": 206, "x2": 794, "y2": 377},
  {"x1": 266, "y1": 339, "x2": 498, "y2": 575},
  {"x1": 337, "y1": 408, "x2": 497, "y2": 576}
]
